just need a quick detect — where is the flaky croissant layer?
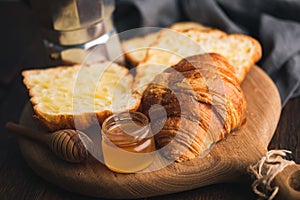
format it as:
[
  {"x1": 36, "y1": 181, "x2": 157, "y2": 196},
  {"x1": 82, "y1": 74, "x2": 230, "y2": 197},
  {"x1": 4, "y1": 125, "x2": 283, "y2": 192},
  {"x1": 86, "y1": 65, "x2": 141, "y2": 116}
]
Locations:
[{"x1": 141, "y1": 53, "x2": 247, "y2": 162}]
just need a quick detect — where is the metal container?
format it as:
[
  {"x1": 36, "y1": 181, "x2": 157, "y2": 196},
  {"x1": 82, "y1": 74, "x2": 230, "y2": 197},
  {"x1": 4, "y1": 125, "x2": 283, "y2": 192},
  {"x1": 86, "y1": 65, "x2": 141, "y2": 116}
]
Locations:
[{"x1": 30, "y1": 0, "x2": 123, "y2": 64}]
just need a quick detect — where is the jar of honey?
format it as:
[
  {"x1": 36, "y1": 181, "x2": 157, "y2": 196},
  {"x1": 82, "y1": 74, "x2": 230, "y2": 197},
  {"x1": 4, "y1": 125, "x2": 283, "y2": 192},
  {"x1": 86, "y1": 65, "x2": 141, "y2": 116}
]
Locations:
[{"x1": 101, "y1": 112, "x2": 155, "y2": 173}]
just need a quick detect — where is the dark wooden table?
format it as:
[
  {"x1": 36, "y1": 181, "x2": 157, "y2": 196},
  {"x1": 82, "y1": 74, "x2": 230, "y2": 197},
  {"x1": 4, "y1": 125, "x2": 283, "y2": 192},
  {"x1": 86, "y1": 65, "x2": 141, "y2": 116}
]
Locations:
[{"x1": 0, "y1": 2, "x2": 299, "y2": 200}]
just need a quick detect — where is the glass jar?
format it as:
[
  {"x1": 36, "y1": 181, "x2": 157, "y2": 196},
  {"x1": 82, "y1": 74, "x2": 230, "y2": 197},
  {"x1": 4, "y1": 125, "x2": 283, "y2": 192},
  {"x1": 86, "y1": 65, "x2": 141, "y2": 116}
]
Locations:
[{"x1": 101, "y1": 112, "x2": 155, "y2": 173}]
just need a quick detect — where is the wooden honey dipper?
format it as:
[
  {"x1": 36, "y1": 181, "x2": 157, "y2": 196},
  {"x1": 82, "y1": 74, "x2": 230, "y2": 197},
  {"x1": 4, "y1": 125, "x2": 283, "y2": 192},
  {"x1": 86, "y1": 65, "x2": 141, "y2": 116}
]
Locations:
[{"x1": 6, "y1": 122, "x2": 93, "y2": 163}]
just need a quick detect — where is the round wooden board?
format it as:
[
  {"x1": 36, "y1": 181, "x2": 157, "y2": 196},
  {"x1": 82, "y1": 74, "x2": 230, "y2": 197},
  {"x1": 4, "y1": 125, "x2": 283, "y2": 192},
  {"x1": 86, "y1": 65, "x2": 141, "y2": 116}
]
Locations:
[{"x1": 18, "y1": 66, "x2": 281, "y2": 199}]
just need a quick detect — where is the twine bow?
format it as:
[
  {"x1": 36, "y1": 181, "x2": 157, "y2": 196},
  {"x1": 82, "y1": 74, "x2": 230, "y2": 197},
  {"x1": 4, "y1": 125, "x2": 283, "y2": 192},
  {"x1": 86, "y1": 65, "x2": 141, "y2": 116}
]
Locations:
[{"x1": 248, "y1": 150, "x2": 295, "y2": 200}]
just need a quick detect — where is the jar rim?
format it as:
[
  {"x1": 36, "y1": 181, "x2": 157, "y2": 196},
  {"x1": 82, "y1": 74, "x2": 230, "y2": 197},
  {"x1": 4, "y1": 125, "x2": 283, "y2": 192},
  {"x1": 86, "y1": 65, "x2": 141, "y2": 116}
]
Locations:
[{"x1": 101, "y1": 111, "x2": 150, "y2": 139}]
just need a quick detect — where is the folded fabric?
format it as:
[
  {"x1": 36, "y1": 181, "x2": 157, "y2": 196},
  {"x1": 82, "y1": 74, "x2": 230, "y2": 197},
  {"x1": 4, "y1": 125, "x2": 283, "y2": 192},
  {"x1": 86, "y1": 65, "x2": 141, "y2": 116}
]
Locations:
[{"x1": 260, "y1": 15, "x2": 300, "y2": 106}]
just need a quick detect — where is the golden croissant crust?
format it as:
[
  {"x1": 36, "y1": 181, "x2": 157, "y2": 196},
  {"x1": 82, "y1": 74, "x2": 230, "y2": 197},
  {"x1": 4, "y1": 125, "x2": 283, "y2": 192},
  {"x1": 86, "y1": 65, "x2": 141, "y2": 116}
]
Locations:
[{"x1": 140, "y1": 53, "x2": 247, "y2": 162}]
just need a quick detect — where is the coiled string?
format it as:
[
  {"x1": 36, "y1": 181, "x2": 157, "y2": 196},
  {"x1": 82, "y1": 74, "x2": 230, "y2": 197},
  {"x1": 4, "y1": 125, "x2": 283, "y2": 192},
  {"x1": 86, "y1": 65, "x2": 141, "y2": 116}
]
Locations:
[{"x1": 248, "y1": 150, "x2": 295, "y2": 200}]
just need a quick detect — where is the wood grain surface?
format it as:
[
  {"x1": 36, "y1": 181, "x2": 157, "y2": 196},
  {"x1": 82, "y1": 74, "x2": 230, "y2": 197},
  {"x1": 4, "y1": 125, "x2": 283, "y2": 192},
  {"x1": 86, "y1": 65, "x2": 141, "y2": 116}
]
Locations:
[{"x1": 17, "y1": 66, "x2": 281, "y2": 199}]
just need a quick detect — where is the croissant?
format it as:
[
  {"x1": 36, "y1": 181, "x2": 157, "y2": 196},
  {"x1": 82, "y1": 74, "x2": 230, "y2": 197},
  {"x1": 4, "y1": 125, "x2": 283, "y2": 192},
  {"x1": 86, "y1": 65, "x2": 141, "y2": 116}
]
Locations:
[{"x1": 140, "y1": 53, "x2": 247, "y2": 162}]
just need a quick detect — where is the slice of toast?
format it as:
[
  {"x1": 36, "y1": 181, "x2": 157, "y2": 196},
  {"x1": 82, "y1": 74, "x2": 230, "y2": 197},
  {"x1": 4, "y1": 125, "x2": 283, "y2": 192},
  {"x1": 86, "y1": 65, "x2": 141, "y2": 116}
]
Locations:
[
  {"x1": 121, "y1": 22, "x2": 212, "y2": 66},
  {"x1": 122, "y1": 32, "x2": 159, "y2": 66},
  {"x1": 133, "y1": 27, "x2": 262, "y2": 93},
  {"x1": 22, "y1": 62, "x2": 140, "y2": 131}
]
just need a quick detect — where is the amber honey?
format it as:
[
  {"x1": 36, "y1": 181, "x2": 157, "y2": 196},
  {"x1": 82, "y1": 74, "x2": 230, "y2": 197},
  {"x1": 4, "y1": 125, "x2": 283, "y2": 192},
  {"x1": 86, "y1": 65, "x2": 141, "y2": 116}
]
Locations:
[{"x1": 101, "y1": 112, "x2": 155, "y2": 173}]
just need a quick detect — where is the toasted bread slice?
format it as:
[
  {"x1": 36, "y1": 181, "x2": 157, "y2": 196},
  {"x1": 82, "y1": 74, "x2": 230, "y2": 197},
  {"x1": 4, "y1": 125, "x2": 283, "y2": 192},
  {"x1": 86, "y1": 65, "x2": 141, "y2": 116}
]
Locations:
[
  {"x1": 22, "y1": 62, "x2": 140, "y2": 131},
  {"x1": 121, "y1": 22, "x2": 212, "y2": 65},
  {"x1": 133, "y1": 27, "x2": 261, "y2": 93},
  {"x1": 122, "y1": 32, "x2": 159, "y2": 66}
]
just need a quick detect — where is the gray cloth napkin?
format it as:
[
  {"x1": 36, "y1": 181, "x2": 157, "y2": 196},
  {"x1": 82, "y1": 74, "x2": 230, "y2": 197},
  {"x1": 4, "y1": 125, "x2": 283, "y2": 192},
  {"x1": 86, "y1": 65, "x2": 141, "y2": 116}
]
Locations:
[{"x1": 115, "y1": 0, "x2": 300, "y2": 107}]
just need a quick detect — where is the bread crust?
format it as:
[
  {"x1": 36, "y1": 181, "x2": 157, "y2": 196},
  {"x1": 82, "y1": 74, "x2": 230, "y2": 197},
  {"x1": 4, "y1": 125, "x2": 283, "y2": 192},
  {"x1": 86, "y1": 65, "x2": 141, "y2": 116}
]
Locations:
[{"x1": 224, "y1": 34, "x2": 262, "y2": 83}]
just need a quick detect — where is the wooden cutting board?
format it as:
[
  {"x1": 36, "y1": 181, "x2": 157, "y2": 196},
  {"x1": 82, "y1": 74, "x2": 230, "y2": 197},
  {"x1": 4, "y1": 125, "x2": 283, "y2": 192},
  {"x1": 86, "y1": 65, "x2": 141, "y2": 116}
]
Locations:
[{"x1": 18, "y1": 66, "x2": 281, "y2": 199}]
